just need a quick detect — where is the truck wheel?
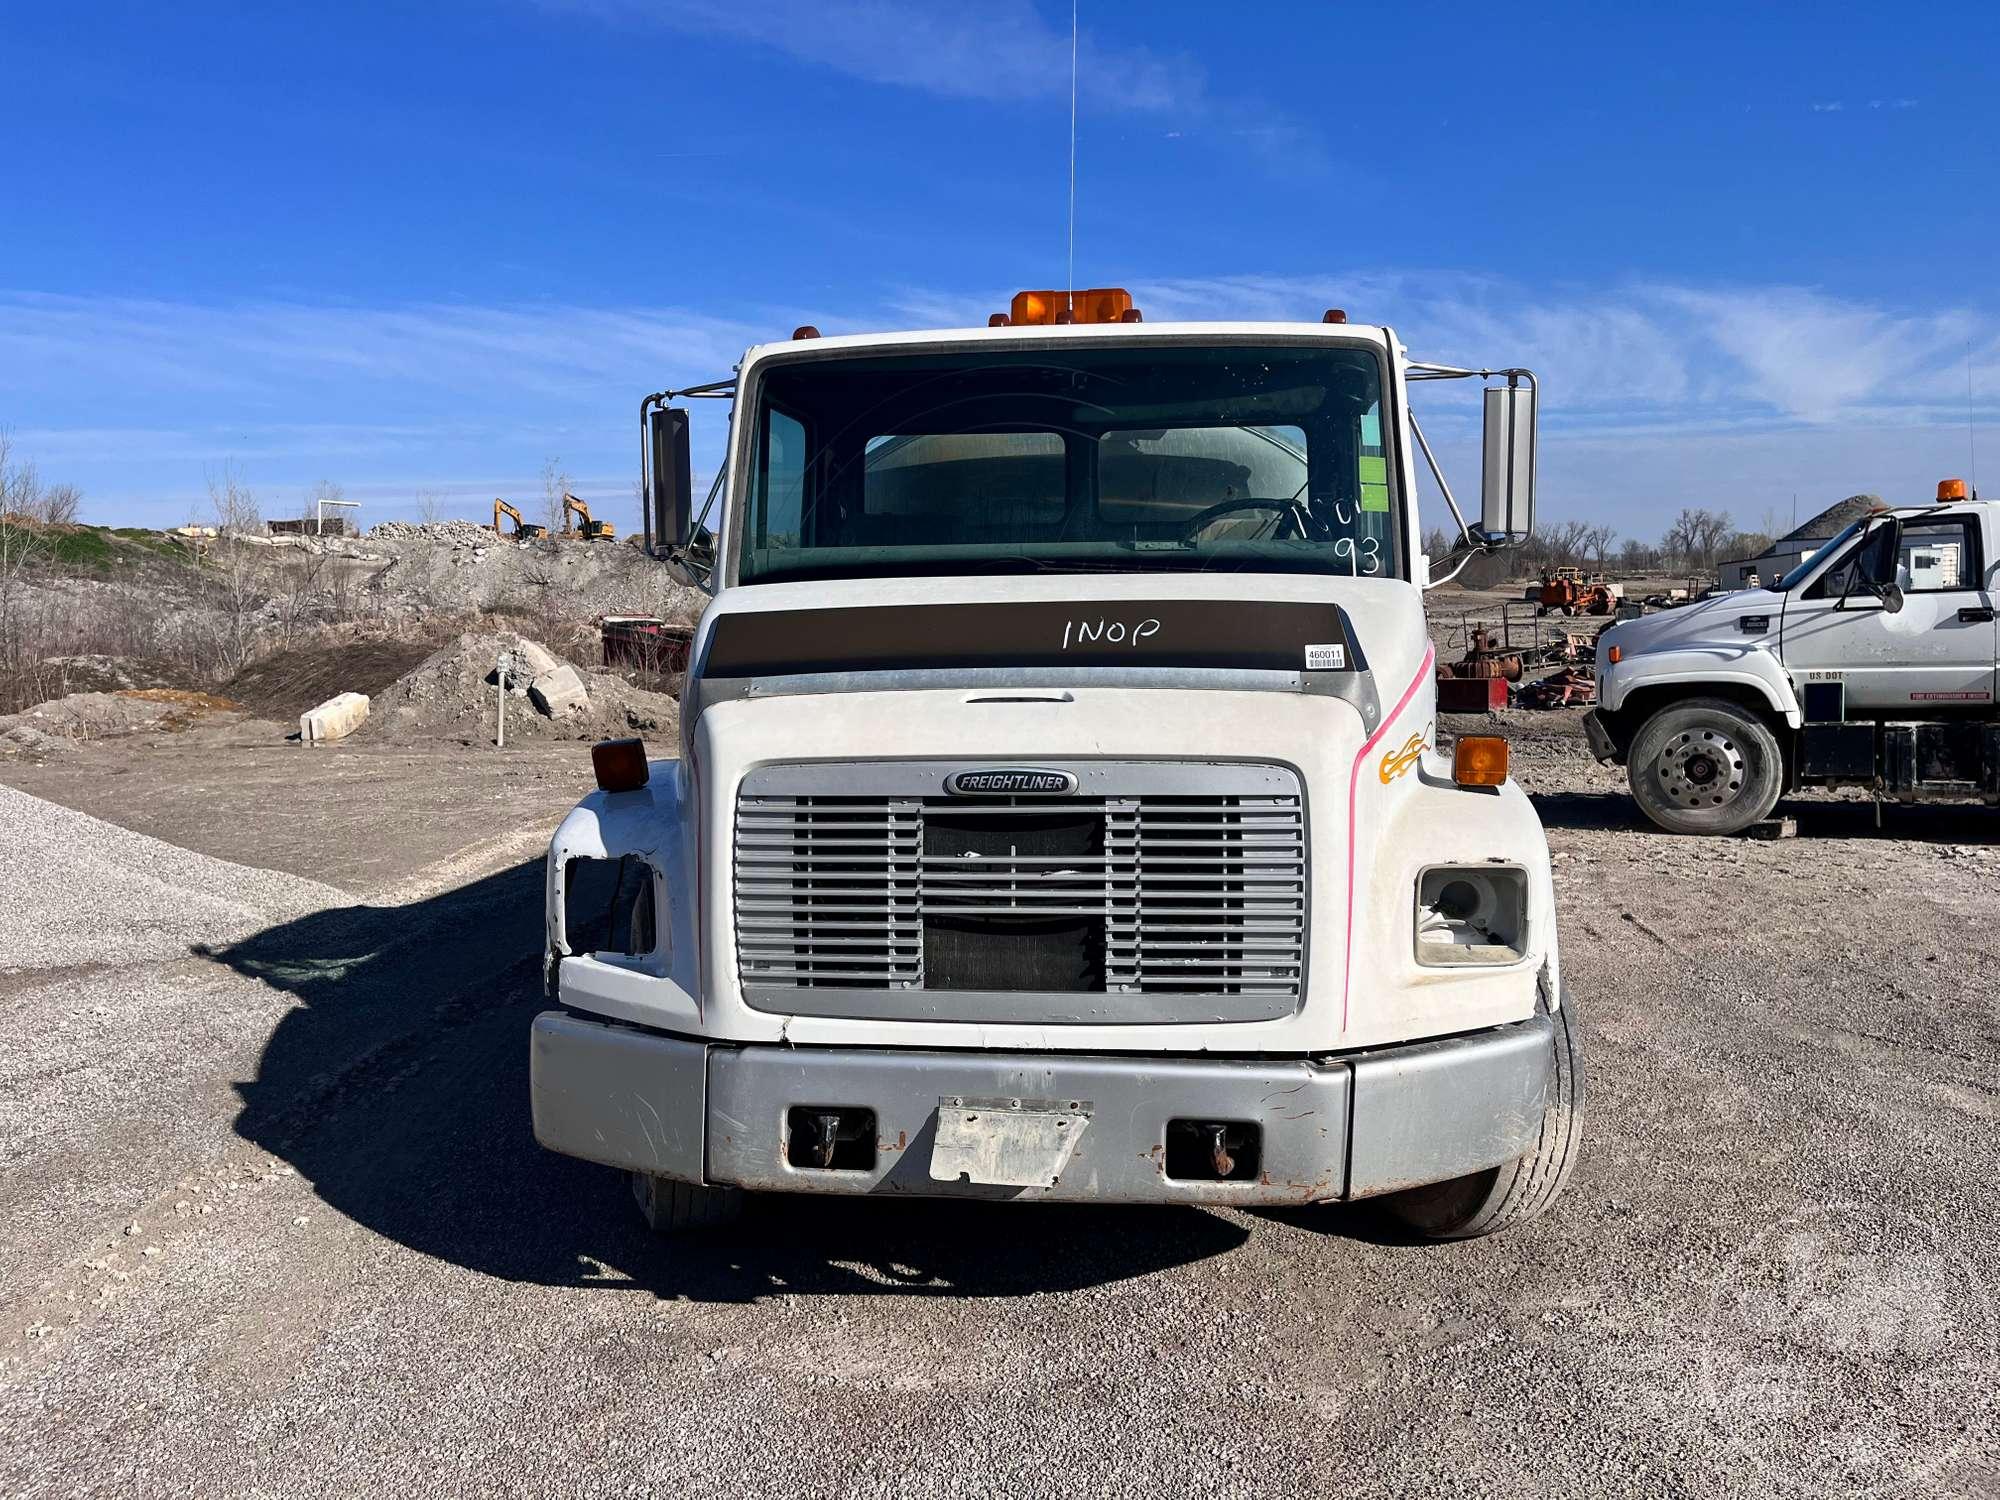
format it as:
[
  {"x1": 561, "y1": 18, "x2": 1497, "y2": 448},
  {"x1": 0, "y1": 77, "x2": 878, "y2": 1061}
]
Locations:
[
  {"x1": 1386, "y1": 990, "x2": 1585, "y2": 1240},
  {"x1": 630, "y1": 1170, "x2": 743, "y2": 1235},
  {"x1": 1626, "y1": 697, "x2": 1785, "y2": 835}
]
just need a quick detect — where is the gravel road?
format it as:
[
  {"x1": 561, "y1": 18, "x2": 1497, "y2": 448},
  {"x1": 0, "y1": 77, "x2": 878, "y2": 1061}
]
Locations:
[{"x1": 2, "y1": 733, "x2": 1996, "y2": 1498}]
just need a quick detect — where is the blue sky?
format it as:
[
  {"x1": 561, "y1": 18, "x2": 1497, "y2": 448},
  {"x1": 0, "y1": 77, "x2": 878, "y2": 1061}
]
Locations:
[{"x1": 5, "y1": 0, "x2": 1997, "y2": 541}]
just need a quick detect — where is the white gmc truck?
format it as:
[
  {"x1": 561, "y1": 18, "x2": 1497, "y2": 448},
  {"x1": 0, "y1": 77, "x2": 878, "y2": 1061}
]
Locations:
[
  {"x1": 530, "y1": 291, "x2": 1583, "y2": 1240},
  {"x1": 1588, "y1": 485, "x2": 1999, "y2": 834}
]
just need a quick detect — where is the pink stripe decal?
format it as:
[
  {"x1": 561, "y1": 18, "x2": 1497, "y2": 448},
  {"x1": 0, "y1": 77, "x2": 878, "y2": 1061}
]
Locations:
[{"x1": 1341, "y1": 644, "x2": 1435, "y2": 1030}]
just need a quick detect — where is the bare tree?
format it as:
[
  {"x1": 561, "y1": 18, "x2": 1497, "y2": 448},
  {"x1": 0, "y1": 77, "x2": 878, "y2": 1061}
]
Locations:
[
  {"x1": 1581, "y1": 523, "x2": 1618, "y2": 570},
  {"x1": 206, "y1": 465, "x2": 267, "y2": 673},
  {"x1": 1691, "y1": 508, "x2": 1734, "y2": 564},
  {"x1": 1544, "y1": 519, "x2": 1591, "y2": 567},
  {"x1": 1660, "y1": 509, "x2": 1700, "y2": 565},
  {"x1": 38, "y1": 482, "x2": 81, "y2": 527},
  {"x1": 540, "y1": 458, "x2": 572, "y2": 535},
  {"x1": 415, "y1": 489, "x2": 447, "y2": 526},
  {"x1": 1619, "y1": 537, "x2": 1658, "y2": 572},
  {"x1": 0, "y1": 436, "x2": 53, "y2": 692}
]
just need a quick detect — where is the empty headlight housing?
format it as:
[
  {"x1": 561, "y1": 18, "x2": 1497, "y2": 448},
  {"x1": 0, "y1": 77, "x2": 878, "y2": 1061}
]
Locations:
[{"x1": 1415, "y1": 865, "x2": 1528, "y2": 966}]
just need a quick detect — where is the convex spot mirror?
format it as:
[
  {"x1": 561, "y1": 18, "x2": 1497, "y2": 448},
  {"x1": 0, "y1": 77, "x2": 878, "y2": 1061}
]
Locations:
[{"x1": 1479, "y1": 383, "x2": 1536, "y2": 546}]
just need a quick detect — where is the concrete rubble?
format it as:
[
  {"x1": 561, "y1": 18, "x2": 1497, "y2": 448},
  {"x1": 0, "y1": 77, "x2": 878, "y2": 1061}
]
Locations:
[
  {"x1": 527, "y1": 665, "x2": 588, "y2": 718},
  {"x1": 300, "y1": 691, "x2": 370, "y2": 744},
  {"x1": 366, "y1": 629, "x2": 678, "y2": 744}
]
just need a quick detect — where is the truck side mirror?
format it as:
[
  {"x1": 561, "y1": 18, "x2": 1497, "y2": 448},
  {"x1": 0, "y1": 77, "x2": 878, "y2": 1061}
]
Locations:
[
  {"x1": 647, "y1": 406, "x2": 692, "y2": 552},
  {"x1": 1479, "y1": 384, "x2": 1536, "y2": 546},
  {"x1": 1857, "y1": 518, "x2": 1904, "y2": 590}
]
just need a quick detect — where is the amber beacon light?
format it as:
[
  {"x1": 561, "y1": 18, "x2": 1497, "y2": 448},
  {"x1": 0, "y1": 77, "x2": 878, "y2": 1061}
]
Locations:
[
  {"x1": 1452, "y1": 736, "x2": 1510, "y2": 788},
  {"x1": 1008, "y1": 288, "x2": 1137, "y2": 326}
]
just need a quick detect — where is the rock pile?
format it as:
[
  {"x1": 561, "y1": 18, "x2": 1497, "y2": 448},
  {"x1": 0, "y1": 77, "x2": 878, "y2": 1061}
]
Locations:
[
  {"x1": 367, "y1": 519, "x2": 501, "y2": 546},
  {"x1": 363, "y1": 630, "x2": 678, "y2": 746},
  {"x1": 0, "y1": 690, "x2": 237, "y2": 756}
]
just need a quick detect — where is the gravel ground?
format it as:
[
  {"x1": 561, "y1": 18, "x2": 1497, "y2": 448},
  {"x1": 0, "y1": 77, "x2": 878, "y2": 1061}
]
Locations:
[{"x1": 1, "y1": 730, "x2": 1996, "y2": 1498}]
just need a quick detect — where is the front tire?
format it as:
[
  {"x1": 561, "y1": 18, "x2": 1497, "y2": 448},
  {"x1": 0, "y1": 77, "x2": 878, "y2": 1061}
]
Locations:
[
  {"x1": 630, "y1": 1171, "x2": 743, "y2": 1235},
  {"x1": 1387, "y1": 990, "x2": 1585, "y2": 1240},
  {"x1": 1626, "y1": 697, "x2": 1785, "y2": 835}
]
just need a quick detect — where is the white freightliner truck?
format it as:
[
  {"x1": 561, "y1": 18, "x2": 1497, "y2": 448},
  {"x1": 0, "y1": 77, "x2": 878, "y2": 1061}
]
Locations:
[
  {"x1": 531, "y1": 290, "x2": 1583, "y2": 1239},
  {"x1": 1587, "y1": 482, "x2": 2000, "y2": 835}
]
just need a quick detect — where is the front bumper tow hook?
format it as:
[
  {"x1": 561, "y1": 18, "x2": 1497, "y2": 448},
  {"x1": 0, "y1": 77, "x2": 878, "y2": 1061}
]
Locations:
[
  {"x1": 1206, "y1": 1125, "x2": 1235, "y2": 1179},
  {"x1": 809, "y1": 1112, "x2": 842, "y2": 1169}
]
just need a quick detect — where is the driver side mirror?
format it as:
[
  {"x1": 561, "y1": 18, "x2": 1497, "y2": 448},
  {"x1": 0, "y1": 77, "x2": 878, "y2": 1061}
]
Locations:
[
  {"x1": 1855, "y1": 517, "x2": 1901, "y2": 586},
  {"x1": 1479, "y1": 383, "x2": 1536, "y2": 546},
  {"x1": 646, "y1": 406, "x2": 692, "y2": 554}
]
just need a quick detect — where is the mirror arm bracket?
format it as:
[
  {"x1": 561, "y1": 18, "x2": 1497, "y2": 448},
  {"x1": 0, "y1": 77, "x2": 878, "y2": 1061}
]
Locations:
[{"x1": 1408, "y1": 412, "x2": 1476, "y2": 552}]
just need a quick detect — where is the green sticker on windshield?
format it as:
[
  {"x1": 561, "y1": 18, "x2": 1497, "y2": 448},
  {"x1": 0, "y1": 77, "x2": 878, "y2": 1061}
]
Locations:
[{"x1": 1358, "y1": 455, "x2": 1389, "y2": 510}]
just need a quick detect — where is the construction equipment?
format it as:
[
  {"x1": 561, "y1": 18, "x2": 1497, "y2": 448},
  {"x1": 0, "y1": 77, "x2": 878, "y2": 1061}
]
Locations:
[
  {"x1": 494, "y1": 499, "x2": 547, "y2": 539},
  {"x1": 1536, "y1": 566, "x2": 1618, "y2": 617},
  {"x1": 562, "y1": 493, "x2": 616, "y2": 541}
]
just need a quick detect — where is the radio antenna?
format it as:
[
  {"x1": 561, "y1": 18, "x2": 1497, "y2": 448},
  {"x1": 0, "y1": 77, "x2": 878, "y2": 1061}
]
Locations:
[
  {"x1": 1066, "y1": 0, "x2": 1078, "y2": 312},
  {"x1": 1969, "y1": 341, "x2": 1979, "y2": 497}
]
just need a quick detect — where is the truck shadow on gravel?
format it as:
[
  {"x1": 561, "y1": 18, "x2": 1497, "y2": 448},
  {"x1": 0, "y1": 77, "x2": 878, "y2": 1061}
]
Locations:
[
  {"x1": 1532, "y1": 790, "x2": 2000, "y2": 842},
  {"x1": 206, "y1": 859, "x2": 1258, "y2": 1300}
]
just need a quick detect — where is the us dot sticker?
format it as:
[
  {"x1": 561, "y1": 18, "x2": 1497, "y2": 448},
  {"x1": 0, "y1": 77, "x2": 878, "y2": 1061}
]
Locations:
[{"x1": 1304, "y1": 643, "x2": 1346, "y2": 671}]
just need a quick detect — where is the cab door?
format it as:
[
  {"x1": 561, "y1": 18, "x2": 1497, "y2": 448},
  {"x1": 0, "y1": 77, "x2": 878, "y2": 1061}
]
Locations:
[{"x1": 1779, "y1": 513, "x2": 1996, "y2": 711}]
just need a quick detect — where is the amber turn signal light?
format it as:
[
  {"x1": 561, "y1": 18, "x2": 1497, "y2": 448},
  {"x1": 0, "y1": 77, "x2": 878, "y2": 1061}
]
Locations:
[
  {"x1": 592, "y1": 737, "x2": 650, "y2": 793},
  {"x1": 1607, "y1": 644, "x2": 1621, "y2": 664},
  {"x1": 1453, "y1": 736, "x2": 1509, "y2": 788}
]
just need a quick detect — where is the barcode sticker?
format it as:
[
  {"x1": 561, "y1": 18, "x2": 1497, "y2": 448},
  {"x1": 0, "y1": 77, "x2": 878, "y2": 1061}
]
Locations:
[{"x1": 1304, "y1": 643, "x2": 1346, "y2": 671}]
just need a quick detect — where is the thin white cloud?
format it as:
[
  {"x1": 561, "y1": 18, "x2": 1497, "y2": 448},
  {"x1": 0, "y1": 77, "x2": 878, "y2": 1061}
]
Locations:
[
  {"x1": 6, "y1": 275, "x2": 1996, "y2": 535},
  {"x1": 1811, "y1": 100, "x2": 1844, "y2": 113},
  {"x1": 556, "y1": 0, "x2": 1200, "y2": 112}
]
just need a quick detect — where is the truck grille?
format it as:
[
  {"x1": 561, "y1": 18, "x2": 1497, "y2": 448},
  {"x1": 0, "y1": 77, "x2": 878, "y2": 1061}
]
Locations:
[{"x1": 733, "y1": 766, "x2": 1307, "y2": 1020}]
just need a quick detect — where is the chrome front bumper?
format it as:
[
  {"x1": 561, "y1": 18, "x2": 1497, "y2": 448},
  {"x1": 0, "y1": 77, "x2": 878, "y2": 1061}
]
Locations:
[{"x1": 530, "y1": 1011, "x2": 1556, "y2": 1205}]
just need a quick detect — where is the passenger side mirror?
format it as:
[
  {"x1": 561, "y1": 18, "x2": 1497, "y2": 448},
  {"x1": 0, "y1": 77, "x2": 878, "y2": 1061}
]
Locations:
[
  {"x1": 1881, "y1": 582, "x2": 1905, "y2": 615},
  {"x1": 646, "y1": 406, "x2": 692, "y2": 553},
  {"x1": 1479, "y1": 383, "x2": 1536, "y2": 546}
]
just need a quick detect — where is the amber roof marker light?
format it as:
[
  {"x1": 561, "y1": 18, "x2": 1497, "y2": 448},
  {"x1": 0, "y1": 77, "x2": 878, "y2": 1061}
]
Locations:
[{"x1": 591, "y1": 737, "x2": 650, "y2": 793}]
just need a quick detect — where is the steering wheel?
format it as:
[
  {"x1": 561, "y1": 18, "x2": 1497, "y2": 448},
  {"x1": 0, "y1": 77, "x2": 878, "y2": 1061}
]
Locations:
[{"x1": 1176, "y1": 497, "x2": 1314, "y2": 544}]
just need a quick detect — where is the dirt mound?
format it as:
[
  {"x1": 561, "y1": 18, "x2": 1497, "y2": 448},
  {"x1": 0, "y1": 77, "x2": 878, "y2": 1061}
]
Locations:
[
  {"x1": 225, "y1": 638, "x2": 443, "y2": 724},
  {"x1": 363, "y1": 630, "x2": 679, "y2": 746},
  {"x1": 0, "y1": 689, "x2": 238, "y2": 755}
]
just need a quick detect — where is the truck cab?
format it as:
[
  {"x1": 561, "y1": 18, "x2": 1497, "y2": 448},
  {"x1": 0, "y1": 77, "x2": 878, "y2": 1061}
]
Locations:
[
  {"x1": 530, "y1": 294, "x2": 1583, "y2": 1240},
  {"x1": 1588, "y1": 484, "x2": 2000, "y2": 833}
]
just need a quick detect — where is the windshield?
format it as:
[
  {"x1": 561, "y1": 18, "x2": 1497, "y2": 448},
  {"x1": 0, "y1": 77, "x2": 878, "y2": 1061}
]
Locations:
[
  {"x1": 736, "y1": 343, "x2": 1396, "y2": 585},
  {"x1": 1774, "y1": 519, "x2": 1866, "y2": 590}
]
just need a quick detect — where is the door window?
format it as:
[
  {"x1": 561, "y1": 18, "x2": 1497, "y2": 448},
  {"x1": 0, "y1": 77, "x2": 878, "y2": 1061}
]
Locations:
[{"x1": 1807, "y1": 516, "x2": 1983, "y2": 599}]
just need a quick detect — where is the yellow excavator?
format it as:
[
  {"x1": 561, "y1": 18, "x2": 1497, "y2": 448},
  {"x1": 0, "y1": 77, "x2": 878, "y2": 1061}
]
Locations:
[
  {"x1": 493, "y1": 498, "x2": 547, "y2": 539},
  {"x1": 562, "y1": 493, "x2": 616, "y2": 541}
]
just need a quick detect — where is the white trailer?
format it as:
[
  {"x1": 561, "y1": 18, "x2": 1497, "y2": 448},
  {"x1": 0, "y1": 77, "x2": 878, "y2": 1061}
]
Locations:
[{"x1": 531, "y1": 292, "x2": 1581, "y2": 1240}]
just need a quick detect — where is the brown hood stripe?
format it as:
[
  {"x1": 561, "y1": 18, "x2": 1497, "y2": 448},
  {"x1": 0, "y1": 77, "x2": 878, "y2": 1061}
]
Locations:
[{"x1": 699, "y1": 599, "x2": 1362, "y2": 678}]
